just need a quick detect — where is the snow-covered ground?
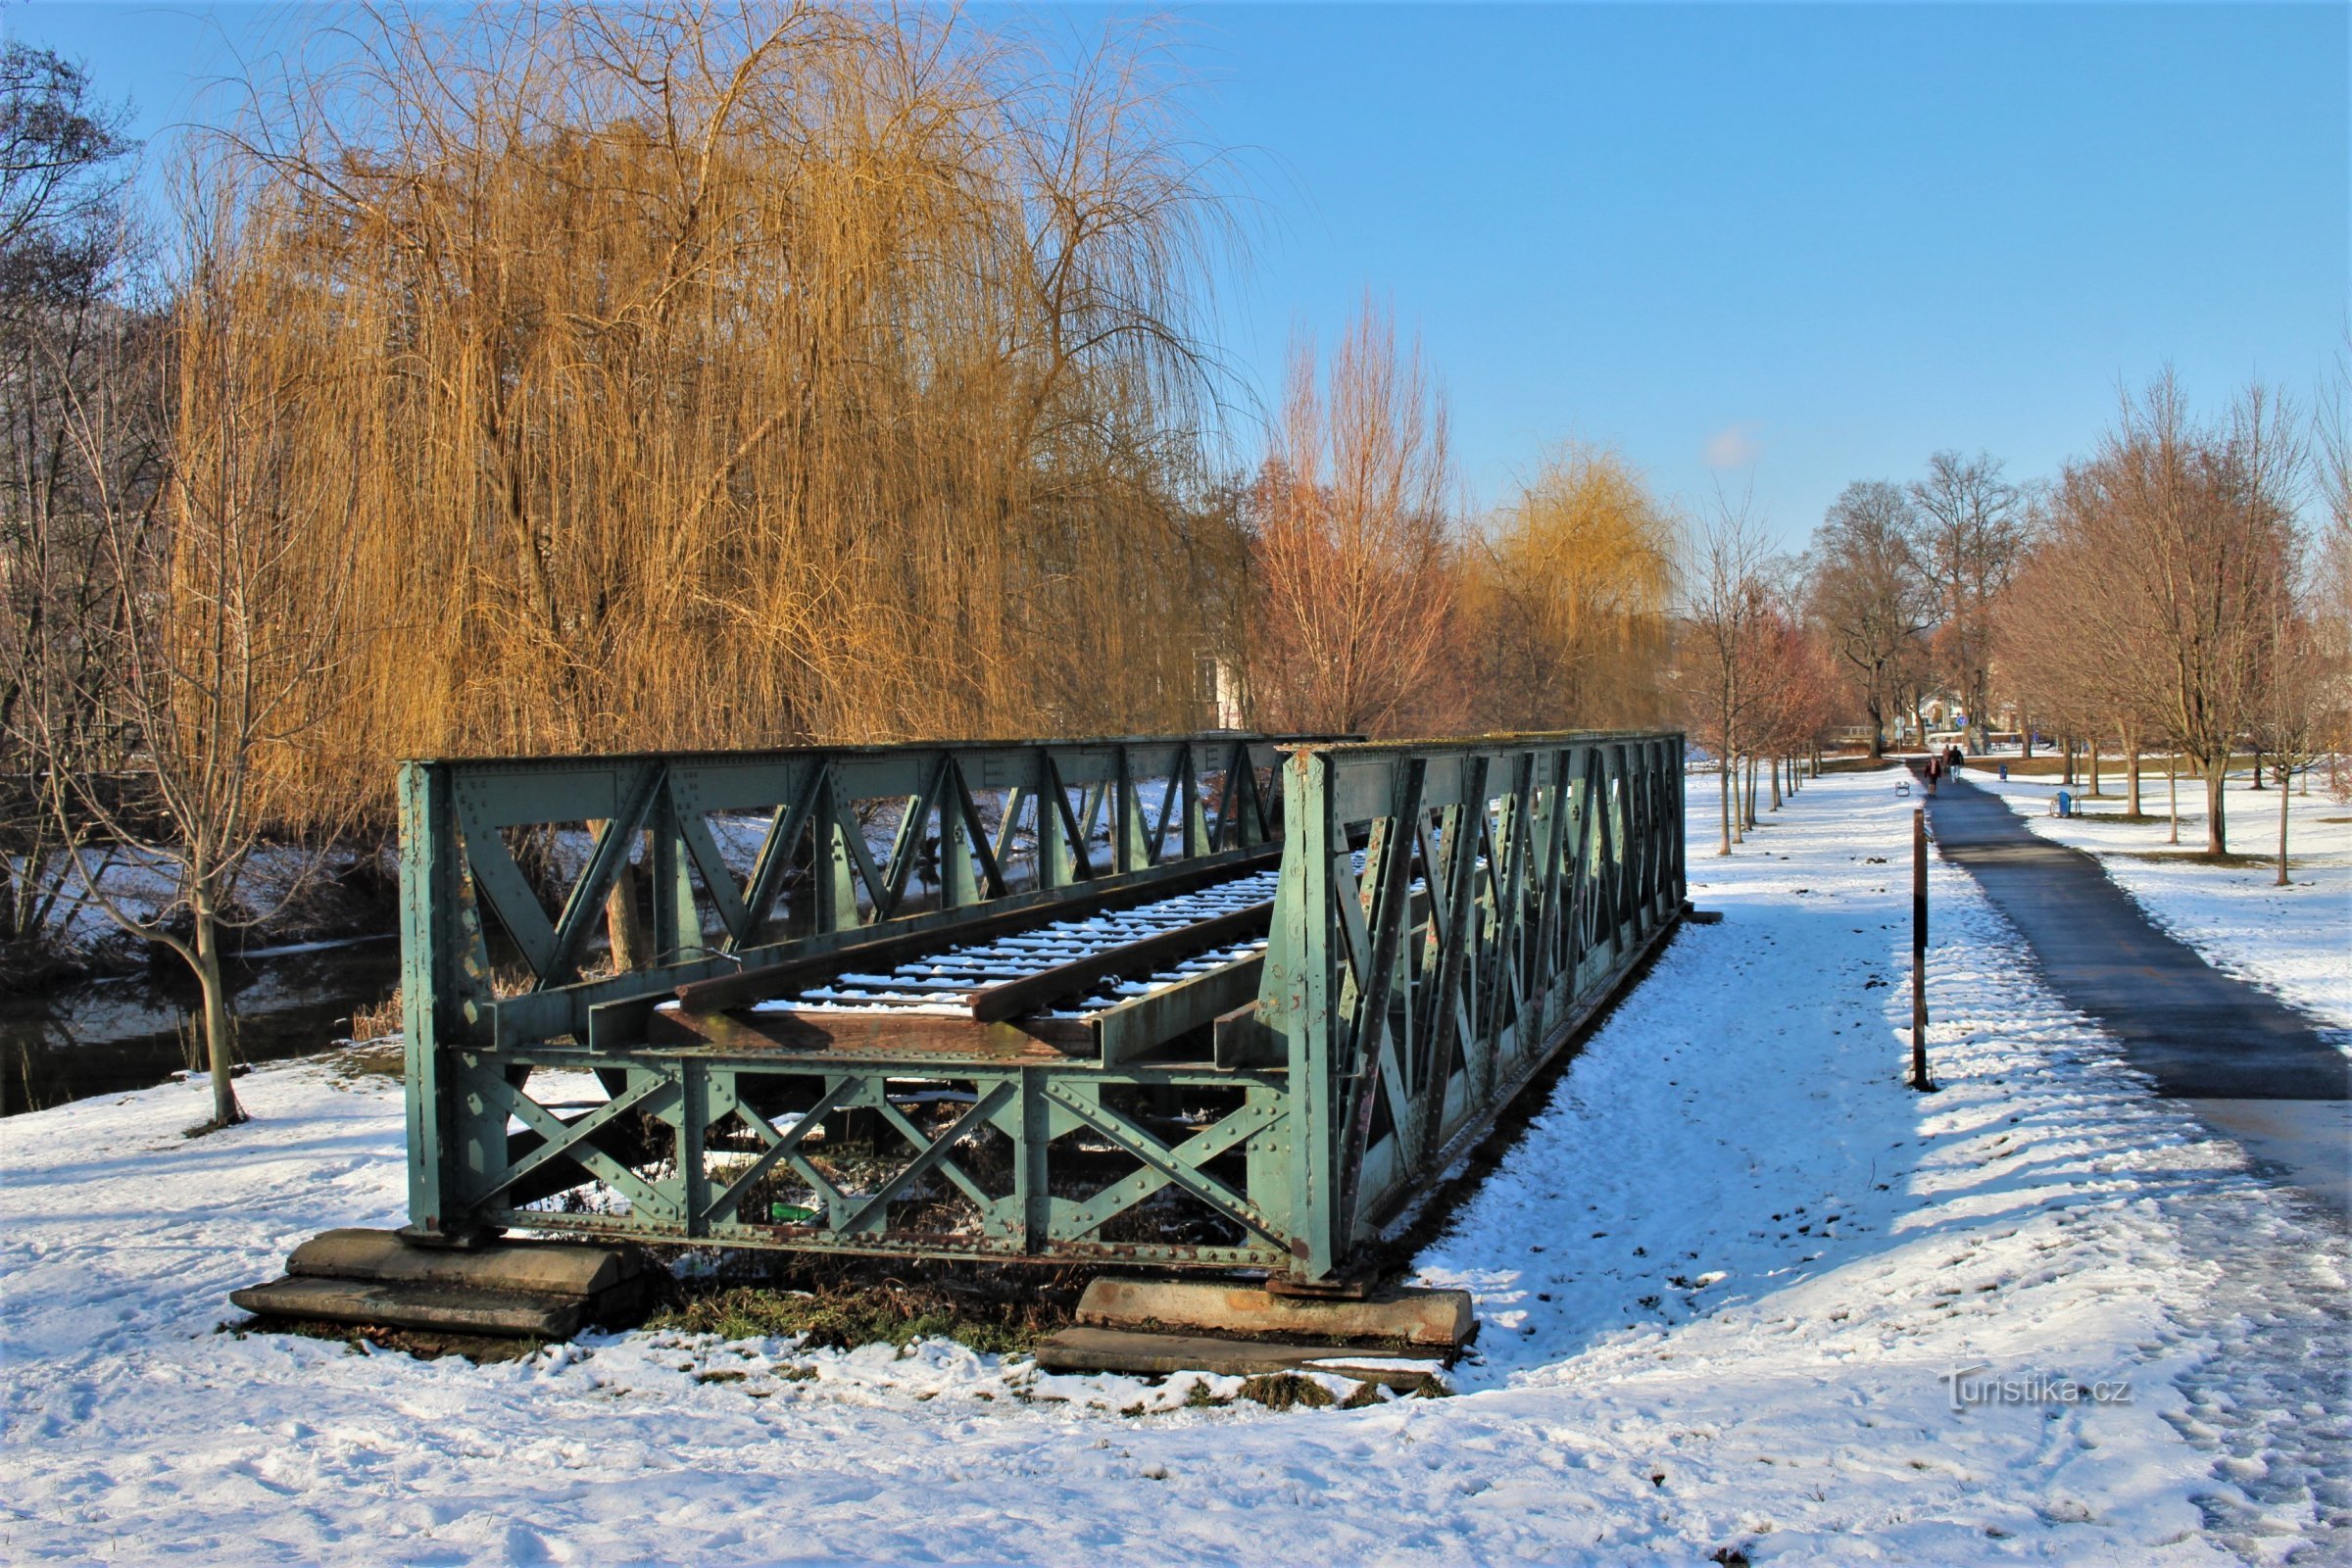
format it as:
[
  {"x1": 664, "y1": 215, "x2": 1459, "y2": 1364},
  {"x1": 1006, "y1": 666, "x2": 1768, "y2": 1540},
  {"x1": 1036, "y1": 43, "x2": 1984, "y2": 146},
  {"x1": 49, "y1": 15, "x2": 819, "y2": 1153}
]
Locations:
[
  {"x1": 1972, "y1": 765, "x2": 2352, "y2": 1033},
  {"x1": 2, "y1": 769, "x2": 2344, "y2": 1565}
]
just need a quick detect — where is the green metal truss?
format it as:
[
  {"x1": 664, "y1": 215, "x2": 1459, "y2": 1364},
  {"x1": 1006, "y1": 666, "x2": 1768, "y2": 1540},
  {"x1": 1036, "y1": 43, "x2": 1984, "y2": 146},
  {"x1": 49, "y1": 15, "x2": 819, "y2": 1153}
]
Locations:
[{"x1": 399, "y1": 731, "x2": 1685, "y2": 1281}]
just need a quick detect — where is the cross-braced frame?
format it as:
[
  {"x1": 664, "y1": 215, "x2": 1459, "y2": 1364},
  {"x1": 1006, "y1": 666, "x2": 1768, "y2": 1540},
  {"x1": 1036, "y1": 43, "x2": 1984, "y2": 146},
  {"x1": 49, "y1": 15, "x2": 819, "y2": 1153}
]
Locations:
[{"x1": 399, "y1": 732, "x2": 1684, "y2": 1281}]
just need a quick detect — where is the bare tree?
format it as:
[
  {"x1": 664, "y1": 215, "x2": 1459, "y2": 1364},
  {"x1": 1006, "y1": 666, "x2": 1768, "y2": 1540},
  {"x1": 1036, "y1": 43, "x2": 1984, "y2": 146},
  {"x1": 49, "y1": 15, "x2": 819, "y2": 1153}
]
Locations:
[
  {"x1": 1751, "y1": 608, "x2": 1837, "y2": 808},
  {"x1": 2249, "y1": 602, "x2": 2332, "y2": 885},
  {"x1": 0, "y1": 42, "x2": 143, "y2": 966},
  {"x1": 1678, "y1": 498, "x2": 1773, "y2": 855},
  {"x1": 0, "y1": 44, "x2": 131, "y2": 302},
  {"x1": 1244, "y1": 299, "x2": 1454, "y2": 735},
  {"x1": 1996, "y1": 480, "x2": 2170, "y2": 816},
  {"x1": 1912, "y1": 451, "x2": 2025, "y2": 750},
  {"x1": 2314, "y1": 344, "x2": 2352, "y2": 799},
  {"x1": 32, "y1": 184, "x2": 359, "y2": 1128},
  {"x1": 2032, "y1": 375, "x2": 2302, "y2": 856},
  {"x1": 1805, "y1": 479, "x2": 1933, "y2": 757}
]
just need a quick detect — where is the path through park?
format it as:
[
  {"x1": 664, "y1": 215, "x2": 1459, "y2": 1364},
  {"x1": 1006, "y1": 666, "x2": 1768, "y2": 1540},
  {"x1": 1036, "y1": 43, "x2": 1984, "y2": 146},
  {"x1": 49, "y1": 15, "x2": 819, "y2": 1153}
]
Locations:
[{"x1": 1927, "y1": 768, "x2": 2350, "y2": 1213}]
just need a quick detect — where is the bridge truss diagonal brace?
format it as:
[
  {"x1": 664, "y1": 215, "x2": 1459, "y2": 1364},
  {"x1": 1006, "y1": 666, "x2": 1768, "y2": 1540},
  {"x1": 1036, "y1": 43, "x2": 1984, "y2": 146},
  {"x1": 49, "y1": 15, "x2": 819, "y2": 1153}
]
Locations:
[
  {"x1": 835, "y1": 1084, "x2": 1019, "y2": 1237},
  {"x1": 471, "y1": 1068, "x2": 679, "y2": 1221},
  {"x1": 1042, "y1": 1079, "x2": 1288, "y2": 1249},
  {"x1": 701, "y1": 1075, "x2": 857, "y2": 1230},
  {"x1": 480, "y1": 1070, "x2": 672, "y2": 1203}
]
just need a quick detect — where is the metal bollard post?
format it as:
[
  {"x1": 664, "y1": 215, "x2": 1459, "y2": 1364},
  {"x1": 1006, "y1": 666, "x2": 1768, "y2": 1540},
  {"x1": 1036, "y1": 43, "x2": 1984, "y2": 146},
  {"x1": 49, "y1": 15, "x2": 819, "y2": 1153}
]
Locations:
[{"x1": 1910, "y1": 806, "x2": 1933, "y2": 1091}]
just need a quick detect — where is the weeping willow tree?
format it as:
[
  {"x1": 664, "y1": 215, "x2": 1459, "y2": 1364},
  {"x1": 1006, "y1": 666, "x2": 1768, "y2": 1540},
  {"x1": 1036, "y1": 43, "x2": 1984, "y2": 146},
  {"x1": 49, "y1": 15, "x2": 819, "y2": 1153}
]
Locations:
[
  {"x1": 1460, "y1": 444, "x2": 1679, "y2": 731},
  {"x1": 210, "y1": 1, "x2": 1243, "y2": 804}
]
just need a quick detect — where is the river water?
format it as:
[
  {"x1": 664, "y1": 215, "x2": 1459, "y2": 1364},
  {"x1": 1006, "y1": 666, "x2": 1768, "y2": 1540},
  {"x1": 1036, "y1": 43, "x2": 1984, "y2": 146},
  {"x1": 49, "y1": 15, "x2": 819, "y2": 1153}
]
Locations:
[{"x1": 2, "y1": 936, "x2": 404, "y2": 1116}]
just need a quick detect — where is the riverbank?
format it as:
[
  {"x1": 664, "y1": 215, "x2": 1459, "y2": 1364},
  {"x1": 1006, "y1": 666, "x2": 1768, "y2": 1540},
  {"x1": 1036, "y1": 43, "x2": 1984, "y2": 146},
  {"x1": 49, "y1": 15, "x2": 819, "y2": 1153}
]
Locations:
[{"x1": 2, "y1": 837, "x2": 400, "y2": 992}]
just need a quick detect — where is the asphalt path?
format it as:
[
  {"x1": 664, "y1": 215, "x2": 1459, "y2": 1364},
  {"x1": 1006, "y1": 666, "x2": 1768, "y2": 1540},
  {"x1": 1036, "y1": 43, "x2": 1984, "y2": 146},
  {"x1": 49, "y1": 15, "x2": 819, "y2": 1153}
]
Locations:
[{"x1": 1924, "y1": 766, "x2": 2348, "y2": 1214}]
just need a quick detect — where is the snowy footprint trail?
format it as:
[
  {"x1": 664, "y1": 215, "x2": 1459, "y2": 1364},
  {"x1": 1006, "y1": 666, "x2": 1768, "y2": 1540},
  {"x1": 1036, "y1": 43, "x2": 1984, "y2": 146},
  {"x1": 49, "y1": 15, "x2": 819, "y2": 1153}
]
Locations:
[{"x1": 2, "y1": 769, "x2": 2340, "y2": 1565}]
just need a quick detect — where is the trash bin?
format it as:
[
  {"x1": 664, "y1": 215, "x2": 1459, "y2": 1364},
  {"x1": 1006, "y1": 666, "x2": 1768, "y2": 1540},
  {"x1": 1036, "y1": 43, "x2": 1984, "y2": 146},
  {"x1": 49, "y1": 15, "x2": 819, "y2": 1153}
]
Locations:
[
  {"x1": 1998, "y1": 763, "x2": 2009, "y2": 781},
  {"x1": 2054, "y1": 789, "x2": 2073, "y2": 817}
]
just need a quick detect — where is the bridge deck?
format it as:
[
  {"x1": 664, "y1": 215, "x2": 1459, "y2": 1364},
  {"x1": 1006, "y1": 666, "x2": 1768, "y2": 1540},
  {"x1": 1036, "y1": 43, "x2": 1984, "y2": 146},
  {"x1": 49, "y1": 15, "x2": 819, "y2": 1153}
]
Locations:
[{"x1": 652, "y1": 866, "x2": 1276, "y2": 1061}]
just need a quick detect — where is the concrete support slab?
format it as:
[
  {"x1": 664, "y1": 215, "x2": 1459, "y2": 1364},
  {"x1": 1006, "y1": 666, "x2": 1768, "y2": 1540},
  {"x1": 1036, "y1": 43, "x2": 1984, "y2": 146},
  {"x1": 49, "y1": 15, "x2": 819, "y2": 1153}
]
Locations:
[
  {"x1": 229, "y1": 1276, "x2": 592, "y2": 1339},
  {"x1": 1035, "y1": 1325, "x2": 1449, "y2": 1391},
  {"x1": 232, "y1": 1228, "x2": 651, "y2": 1340},
  {"x1": 288, "y1": 1228, "x2": 646, "y2": 1296},
  {"x1": 1075, "y1": 1277, "x2": 1474, "y2": 1348}
]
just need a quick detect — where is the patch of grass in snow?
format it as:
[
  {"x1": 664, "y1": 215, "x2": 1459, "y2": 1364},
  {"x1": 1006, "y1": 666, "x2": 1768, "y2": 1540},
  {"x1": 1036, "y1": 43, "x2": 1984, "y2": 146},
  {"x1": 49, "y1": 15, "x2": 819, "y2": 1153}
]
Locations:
[
  {"x1": 1208, "y1": 1372, "x2": 1424, "y2": 1410},
  {"x1": 648, "y1": 1278, "x2": 1059, "y2": 1356},
  {"x1": 1227, "y1": 1372, "x2": 1340, "y2": 1410},
  {"x1": 324, "y1": 1041, "x2": 406, "y2": 1082}
]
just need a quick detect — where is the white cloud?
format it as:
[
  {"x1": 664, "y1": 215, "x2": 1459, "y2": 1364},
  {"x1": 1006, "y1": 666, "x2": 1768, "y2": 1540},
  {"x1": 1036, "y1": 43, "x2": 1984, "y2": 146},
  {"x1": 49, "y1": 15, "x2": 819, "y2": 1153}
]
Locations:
[{"x1": 1704, "y1": 421, "x2": 1762, "y2": 469}]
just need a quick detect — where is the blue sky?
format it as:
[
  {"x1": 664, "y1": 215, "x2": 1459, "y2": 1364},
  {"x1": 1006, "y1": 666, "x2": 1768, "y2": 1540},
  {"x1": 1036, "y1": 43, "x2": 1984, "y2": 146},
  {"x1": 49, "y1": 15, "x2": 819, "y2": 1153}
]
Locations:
[{"x1": 7, "y1": 1, "x2": 2344, "y2": 549}]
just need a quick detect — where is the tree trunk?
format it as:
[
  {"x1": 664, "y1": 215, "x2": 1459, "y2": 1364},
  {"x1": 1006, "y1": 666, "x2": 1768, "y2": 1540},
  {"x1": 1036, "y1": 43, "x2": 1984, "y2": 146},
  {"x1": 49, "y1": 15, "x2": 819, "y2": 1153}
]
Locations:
[
  {"x1": 607, "y1": 861, "x2": 651, "y2": 971},
  {"x1": 1769, "y1": 757, "x2": 1783, "y2": 811},
  {"x1": 586, "y1": 819, "x2": 653, "y2": 972},
  {"x1": 2203, "y1": 758, "x2": 2228, "y2": 857},
  {"x1": 2124, "y1": 733, "x2": 2140, "y2": 817},
  {"x1": 2277, "y1": 770, "x2": 2291, "y2": 887},
  {"x1": 2088, "y1": 735, "x2": 2101, "y2": 800},
  {"x1": 2251, "y1": 746, "x2": 2266, "y2": 791},
  {"x1": 192, "y1": 898, "x2": 246, "y2": 1129},
  {"x1": 1718, "y1": 760, "x2": 1732, "y2": 857},
  {"x1": 2022, "y1": 719, "x2": 2034, "y2": 760},
  {"x1": 2060, "y1": 735, "x2": 2075, "y2": 787},
  {"x1": 2167, "y1": 751, "x2": 2180, "y2": 846}
]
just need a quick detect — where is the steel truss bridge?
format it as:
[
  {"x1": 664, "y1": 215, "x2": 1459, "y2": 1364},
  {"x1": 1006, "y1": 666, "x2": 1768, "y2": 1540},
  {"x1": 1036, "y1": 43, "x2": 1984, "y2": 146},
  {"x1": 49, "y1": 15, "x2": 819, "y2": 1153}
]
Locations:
[{"x1": 400, "y1": 731, "x2": 1686, "y2": 1285}]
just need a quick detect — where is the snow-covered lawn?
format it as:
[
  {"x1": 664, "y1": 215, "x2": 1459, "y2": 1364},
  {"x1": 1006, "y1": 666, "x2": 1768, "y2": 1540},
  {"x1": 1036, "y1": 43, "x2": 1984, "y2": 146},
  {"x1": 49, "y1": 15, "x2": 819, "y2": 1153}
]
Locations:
[
  {"x1": 2, "y1": 769, "x2": 2342, "y2": 1565},
  {"x1": 1972, "y1": 766, "x2": 2352, "y2": 1033}
]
